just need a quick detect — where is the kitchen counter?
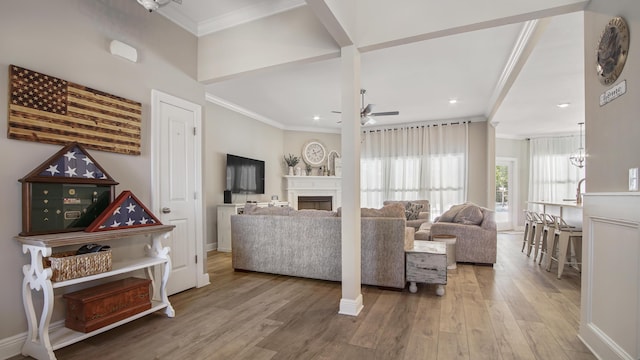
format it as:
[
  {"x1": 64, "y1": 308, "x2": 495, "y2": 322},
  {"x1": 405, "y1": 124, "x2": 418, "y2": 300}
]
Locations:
[{"x1": 527, "y1": 200, "x2": 583, "y2": 227}]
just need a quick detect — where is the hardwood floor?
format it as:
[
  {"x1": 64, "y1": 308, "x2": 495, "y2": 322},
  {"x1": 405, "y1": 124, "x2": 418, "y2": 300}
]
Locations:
[{"x1": 13, "y1": 232, "x2": 595, "y2": 360}]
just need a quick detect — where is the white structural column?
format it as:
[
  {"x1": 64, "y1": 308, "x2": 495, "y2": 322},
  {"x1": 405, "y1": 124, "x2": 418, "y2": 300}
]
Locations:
[{"x1": 339, "y1": 44, "x2": 363, "y2": 316}]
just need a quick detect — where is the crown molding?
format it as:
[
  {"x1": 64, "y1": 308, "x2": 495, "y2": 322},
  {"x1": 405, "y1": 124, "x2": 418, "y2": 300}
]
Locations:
[
  {"x1": 157, "y1": 5, "x2": 198, "y2": 35},
  {"x1": 205, "y1": 93, "x2": 285, "y2": 129},
  {"x1": 161, "y1": 0, "x2": 306, "y2": 37}
]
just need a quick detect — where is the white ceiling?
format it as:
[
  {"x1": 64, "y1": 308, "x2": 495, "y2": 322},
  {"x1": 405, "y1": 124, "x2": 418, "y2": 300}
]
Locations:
[{"x1": 158, "y1": 0, "x2": 586, "y2": 139}]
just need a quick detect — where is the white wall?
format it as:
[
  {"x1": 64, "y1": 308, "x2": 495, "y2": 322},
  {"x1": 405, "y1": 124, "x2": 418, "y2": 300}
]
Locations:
[
  {"x1": 580, "y1": 2, "x2": 640, "y2": 359},
  {"x1": 584, "y1": 3, "x2": 640, "y2": 192},
  {"x1": 0, "y1": 0, "x2": 203, "y2": 343},
  {"x1": 204, "y1": 102, "x2": 285, "y2": 248}
]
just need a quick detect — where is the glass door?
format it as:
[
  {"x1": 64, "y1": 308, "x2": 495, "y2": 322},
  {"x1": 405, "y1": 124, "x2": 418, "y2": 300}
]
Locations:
[{"x1": 496, "y1": 158, "x2": 517, "y2": 231}]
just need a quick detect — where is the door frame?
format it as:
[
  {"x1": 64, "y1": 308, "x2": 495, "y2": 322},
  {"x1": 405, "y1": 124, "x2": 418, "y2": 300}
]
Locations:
[
  {"x1": 496, "y1": 157, "x2": 518, "y2": 231},
  {"x1": 150, "y1": 89, "x2": 209, "y2": 290}
]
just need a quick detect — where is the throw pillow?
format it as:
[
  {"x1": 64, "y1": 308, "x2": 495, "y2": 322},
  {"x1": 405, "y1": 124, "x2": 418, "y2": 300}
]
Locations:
[
  {"x1": 438, "y1": 203, "x2": 466, "y2": 222},
  {"x1": 453, "y1": 204, "x2": 483, "y2": 225},
  {"x1": 405, "y1": 202, "x2": 424, "y2": 220}
]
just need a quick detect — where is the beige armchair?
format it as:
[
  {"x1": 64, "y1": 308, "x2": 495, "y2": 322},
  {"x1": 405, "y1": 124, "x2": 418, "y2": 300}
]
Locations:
[
  {"x1": 430, "y1": 203, "x2": 497, "y2": 264},
  {"x1": 383, "y1": 200, "x2": 431, "y2": 230}
]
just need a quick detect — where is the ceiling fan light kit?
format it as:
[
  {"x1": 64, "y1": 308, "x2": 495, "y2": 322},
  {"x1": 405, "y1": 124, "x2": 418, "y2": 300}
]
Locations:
[
  {"x1": 137, "y1": 0, "x2": 181, "y2": 12},
  {"x1": 334, "y1": 89, "x2": 399, "y2": 126}
]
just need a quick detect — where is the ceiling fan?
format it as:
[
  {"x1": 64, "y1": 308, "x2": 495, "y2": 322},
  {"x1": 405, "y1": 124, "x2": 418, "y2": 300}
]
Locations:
[
  {"x1": 334, "y1": 89, "x2": 400, "y2": 126},
  {"x1": 137, "y1": 0, "x2": 181, "y2": 12}
]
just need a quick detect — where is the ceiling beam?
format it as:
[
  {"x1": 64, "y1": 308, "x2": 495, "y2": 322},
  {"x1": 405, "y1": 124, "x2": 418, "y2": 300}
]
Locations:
[
  {"x1": 306, "y1": 0, "x2": 355, "y2": 47},
  {"x1": 356, "y1": 1, "x2": 587, "y2": 53},
  {"x1": 486, "y1": 18, "x2": 551, "y2": 124}
]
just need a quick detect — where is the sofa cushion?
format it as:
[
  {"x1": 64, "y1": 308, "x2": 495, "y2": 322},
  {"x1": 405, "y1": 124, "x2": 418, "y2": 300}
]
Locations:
[
  {"x1": 291, "y1": 209, "x2": 337, "y2": 217},
  {"x1": 438, "y1": 203, "x2": 466, "y2": 222},
  {"x1": 244, "y1": 204, "x2": 293, "y2": 216},
  {"x1": 363, "y1": 203, "x2": 405, "y2": 218},
  {"x1": 337, "y1": 203, "x2": 405, "y2": 218},
  {"x1": 453, "y1": 204, "x2": 484, "y2": 225}
]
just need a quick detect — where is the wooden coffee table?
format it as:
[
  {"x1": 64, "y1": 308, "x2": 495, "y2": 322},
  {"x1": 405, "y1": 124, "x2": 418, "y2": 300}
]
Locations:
[{"x1": 406, "y1": 240, "x2": 447, "y2": 296}]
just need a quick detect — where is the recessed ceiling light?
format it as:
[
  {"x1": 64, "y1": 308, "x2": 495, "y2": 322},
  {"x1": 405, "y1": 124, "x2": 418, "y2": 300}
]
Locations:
[
  {"x1": 313, "y1": 115, "x2": 320, "y2": 121},
  {"x1": 449, "y1": 99, "x2": 458, "y2": 104},
  {"x1": 556, "y1": 103, "x2": 570, "y2": 108}
]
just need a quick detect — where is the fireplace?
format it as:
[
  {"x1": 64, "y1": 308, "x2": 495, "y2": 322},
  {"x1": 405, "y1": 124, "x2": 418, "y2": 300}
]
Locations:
[
  {"x1": 298, "y1": 196, "x2": 333, "y2": 211},
  {"x1": 284, "y1": 176, "x2": 341, "y2": 210}
]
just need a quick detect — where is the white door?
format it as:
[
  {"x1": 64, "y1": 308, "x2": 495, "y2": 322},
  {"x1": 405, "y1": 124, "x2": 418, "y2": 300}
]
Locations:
[
  {"x1": 496, "y1": 158, "x2": 518, "y2": 231},
  {"x1": 151, "y1": 90, "x2": 203, "y2": 295}
]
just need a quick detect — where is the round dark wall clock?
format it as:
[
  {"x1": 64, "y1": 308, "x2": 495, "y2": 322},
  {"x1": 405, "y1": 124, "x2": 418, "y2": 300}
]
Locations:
[{"x1": 596, "y1": 16, "x2": 630, "y2": 86}]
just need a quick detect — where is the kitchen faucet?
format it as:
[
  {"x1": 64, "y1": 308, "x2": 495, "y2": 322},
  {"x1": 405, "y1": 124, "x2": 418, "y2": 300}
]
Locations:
[{"x1": 576, "y1": 178, "x2": 586, "y2": 204}]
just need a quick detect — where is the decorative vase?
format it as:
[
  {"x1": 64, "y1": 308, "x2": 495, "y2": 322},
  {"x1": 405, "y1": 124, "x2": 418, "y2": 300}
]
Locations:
[
  {"x1": 295, "y1": 167, "x2": 302, "y2": 176},
  {"x1": 288, "y1": 166, "x2": 294, "y2": 176}
]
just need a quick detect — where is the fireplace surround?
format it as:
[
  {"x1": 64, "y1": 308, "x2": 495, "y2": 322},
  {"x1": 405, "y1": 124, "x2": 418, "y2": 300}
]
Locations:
[{"x1": 284, "y1": 175, "x2": 341, "y2": 210}]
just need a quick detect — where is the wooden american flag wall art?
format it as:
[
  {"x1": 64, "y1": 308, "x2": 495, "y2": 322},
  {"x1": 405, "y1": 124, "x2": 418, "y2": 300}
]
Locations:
[{"x1": 7, "y1": 65, "x2": 142, "y2": 155}]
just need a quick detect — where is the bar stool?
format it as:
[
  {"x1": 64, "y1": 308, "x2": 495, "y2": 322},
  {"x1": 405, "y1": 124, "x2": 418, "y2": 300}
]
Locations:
[
  {"x1": 537, "y1": 213, "x2": 557, "y2": 266},
  {"x1": 522, "y1": 210, "x2": 533, "y2": 252},
  {"x1": 532, "y1": 212, "x2": 557, "y2": 262},
  {"x1": 545, "y1": 216, "x2": 582, "y2": 279},
  {"x1": 526, "y1": 212, "x2": 543, "y2": 258}
]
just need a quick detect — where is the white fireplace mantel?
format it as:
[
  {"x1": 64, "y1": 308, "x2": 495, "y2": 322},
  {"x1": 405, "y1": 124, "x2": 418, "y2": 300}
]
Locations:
[{"x1": 284, "y1": 175, "x2": 341, "y2": 210}]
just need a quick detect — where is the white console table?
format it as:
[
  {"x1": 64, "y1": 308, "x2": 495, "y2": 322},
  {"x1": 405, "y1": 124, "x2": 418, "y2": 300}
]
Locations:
[
  {"x1": 217, "y1": 201, "x2": 288, "y2": 252},
  {"x1": 15, "y1": 225, "x2": 175, "y2": 360}
]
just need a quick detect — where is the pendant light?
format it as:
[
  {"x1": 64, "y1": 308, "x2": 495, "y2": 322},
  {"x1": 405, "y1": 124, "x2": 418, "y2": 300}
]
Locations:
[{"x1": 569, "y1": 122, "x2": 586, "y2": 168}]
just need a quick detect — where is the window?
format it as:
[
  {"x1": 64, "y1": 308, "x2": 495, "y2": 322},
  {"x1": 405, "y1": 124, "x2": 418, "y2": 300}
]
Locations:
[{"x1": 360, "y1": 123, "x2": 468, "y2": 218}]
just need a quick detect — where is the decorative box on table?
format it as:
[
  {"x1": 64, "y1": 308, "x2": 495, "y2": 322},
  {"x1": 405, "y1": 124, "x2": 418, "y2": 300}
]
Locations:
[
  {"x1": 19, "y1": 142, "x2": 118, "y2": 236},
  {"x1": 63, "y1": 277, "x2": 152, "y2": 333}
]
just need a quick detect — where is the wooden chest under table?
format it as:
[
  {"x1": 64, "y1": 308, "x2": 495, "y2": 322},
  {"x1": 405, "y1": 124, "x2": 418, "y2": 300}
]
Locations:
[
  {"x1": 405, "y1": 240, "x2": 447, "y2": 296},
  {"x1": 63, "y1": 277, "x2": 152, "y2": 333}
]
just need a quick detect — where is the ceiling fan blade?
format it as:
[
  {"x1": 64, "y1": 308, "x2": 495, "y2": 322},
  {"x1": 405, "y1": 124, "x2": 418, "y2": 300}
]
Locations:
[
  {"x1": 370, "y1": 111, "x2": 399, "y2": 116},
  {"x1": 362, "y1": 104, "x2": 374, "y2": 116}
]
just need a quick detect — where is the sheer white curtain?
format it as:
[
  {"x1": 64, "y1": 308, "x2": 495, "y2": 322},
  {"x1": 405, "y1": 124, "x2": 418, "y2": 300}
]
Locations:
[
  {"x1": 360, "y1": 122, "x2": 468, "y2": 218},
  {"x1": 529, "y1": 136, "x2": 585, "y2": 202}
]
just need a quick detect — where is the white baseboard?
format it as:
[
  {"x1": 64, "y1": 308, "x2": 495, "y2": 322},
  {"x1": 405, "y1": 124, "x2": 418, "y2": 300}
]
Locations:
[
  {"x1": 338, "y1": 294, "x2": 363, "y2": 316},
  {"x1": 0, "y1": 320, "x2": 65, "y2": 359},
  {"x1": 205, "y1": 242, "x2": 217, "y2": 252},
  {"x1": 0, "y1": 331, "x2": 24, "y2": 359}
]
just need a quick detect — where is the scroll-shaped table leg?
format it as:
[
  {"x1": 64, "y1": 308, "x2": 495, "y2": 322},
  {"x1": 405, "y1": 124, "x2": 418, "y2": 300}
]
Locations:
[
  {"x1": 147, "y1": 231, "x2": 175, "y2": 318},
  {"x1": 21, "y1": 244, "x2": 56, "y2": 360}
]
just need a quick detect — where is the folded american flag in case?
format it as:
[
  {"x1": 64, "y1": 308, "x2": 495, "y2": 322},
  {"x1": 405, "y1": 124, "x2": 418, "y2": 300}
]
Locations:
[{"x1": 85, "y1": 191, "x2": 162, "y2": 232}]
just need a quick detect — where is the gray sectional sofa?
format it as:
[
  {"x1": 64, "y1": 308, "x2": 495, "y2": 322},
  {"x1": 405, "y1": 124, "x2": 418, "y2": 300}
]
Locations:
[{"x1": 230, "y1": 204, "x2": 414, "y2": 289}]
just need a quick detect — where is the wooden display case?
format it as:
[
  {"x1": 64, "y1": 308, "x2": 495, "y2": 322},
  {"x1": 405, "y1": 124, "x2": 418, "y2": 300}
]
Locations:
[{"x1": 19, "y1": 143, "x2": 118, "y2": 236}]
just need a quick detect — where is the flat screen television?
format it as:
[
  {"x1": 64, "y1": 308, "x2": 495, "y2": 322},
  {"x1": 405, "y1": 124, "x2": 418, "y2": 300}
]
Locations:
[{"x1": 226, "y1": 154, "x2": 265, "y2": 194}]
